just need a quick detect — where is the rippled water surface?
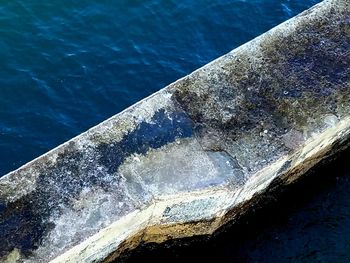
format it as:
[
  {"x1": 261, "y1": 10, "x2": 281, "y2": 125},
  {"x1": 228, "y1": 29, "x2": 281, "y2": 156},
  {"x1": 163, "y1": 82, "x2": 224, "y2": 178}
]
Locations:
[
  {"x1": 4, "y1": 1, "x2": 350, "y2": 263},
  {"x1": 0, "y1": 0, "x2": 320, "y2": 175}
]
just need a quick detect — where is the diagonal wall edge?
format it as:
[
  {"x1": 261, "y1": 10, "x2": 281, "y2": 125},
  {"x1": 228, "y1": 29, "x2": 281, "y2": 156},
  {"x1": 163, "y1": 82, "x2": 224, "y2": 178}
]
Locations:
[{"x1": 0, "y1": 0, "x2": 350, "y2": 262}]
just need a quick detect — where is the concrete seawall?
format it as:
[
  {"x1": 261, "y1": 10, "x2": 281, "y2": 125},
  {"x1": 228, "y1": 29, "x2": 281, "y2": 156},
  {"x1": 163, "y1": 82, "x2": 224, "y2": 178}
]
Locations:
[{"x1": 1, "y1": 0, "x2": 350, "y2": 262}]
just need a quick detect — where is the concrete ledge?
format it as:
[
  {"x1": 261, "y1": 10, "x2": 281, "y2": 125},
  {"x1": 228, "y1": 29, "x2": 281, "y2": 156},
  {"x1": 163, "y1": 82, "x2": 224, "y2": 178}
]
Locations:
[{"x1": 1, "y1": 0, "x2": 350, "y2": 262}]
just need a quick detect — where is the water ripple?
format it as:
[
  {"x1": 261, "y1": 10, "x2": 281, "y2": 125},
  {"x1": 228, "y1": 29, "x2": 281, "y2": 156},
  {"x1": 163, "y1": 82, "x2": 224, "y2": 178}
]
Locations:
[{"x1": 0, "y1": 0, "x2": 319, "y2": 176}]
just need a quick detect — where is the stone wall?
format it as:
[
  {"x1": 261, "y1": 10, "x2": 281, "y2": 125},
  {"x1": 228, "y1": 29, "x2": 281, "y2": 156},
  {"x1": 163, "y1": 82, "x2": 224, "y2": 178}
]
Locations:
[{"x1": 1, "y1": 0, "x2": 350, "y2": 262}]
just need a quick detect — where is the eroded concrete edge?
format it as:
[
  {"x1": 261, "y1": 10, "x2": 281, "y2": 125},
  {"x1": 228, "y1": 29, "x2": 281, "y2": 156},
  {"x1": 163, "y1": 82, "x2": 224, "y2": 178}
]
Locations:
[
  {"x1": 50, "y1": 117, "x2": 350, "y2": 263},
  {"x1": 50, "y1": 0, "x2": 350, "y2": 261},
  {"x1": 1, "y1": 0, "x2": 349, "y2": 262}
]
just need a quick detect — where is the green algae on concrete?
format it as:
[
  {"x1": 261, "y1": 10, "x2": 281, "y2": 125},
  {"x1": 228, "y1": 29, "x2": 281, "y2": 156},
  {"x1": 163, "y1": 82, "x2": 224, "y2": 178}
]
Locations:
[{"x1": 1, "y1": 0, "x2": 350, "y2": 262}]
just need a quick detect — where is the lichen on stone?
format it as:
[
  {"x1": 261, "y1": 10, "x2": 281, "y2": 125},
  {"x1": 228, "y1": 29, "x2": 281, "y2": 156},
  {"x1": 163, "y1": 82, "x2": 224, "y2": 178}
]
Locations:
[{"x1": 0, "y1": 1, "x2": 349, "y2": 262}]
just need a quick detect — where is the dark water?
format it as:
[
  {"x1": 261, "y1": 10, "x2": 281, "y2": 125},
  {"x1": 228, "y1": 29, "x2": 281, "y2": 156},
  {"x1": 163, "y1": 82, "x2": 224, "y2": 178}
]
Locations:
[{"x1": 3, "y1": 1, "x2": 350, "y2": 263}]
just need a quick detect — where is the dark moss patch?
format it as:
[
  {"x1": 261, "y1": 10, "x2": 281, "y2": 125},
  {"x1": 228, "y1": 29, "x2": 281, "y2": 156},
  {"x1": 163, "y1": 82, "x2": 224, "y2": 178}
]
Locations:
[
  {"x1": 0, "y1": 108, "x2": 195, "y2": 258},
  {"x1": 0, "y1": 142, "x2": 116, "y2": 257},
  {"x1": 0, "y1": 193, "x2": 54, "y2": 257},
  {"x1": 97, "y1": 108, "x2": 194, "y2": 174}
]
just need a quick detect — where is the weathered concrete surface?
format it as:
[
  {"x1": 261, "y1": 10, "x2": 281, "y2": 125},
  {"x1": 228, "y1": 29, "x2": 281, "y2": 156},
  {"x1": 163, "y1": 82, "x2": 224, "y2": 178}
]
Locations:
[{"x1": 1, "y1": 0, "x2": 350, "y2": 262}]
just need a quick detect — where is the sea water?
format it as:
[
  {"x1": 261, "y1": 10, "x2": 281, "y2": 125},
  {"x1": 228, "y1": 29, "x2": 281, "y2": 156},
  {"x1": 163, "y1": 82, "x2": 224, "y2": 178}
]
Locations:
[{"x1": 5, "y1": 1, "x2": 350, "y2": 262}]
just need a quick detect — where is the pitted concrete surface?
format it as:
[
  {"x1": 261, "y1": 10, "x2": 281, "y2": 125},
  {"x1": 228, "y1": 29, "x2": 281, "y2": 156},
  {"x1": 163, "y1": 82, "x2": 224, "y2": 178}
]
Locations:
[{"x1": 1, "y1": 0, "x2": 350, "y2": 262}]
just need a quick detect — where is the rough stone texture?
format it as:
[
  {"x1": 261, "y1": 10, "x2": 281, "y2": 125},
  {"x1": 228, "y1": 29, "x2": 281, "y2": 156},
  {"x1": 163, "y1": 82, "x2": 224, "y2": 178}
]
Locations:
[{"x1": 1, "y1": 0, "x2": 350, "y2": 262}]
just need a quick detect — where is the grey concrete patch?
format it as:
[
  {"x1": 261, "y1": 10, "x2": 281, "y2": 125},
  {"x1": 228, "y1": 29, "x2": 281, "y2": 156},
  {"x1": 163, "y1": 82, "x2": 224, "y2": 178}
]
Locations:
[{"x1": 0, "y1": 0, "x2": 349, "y2": 262}]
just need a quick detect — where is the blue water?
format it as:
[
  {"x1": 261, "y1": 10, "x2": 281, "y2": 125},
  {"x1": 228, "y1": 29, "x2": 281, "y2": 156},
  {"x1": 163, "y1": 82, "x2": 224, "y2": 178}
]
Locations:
[
  {"x1": 4, "y1": 1, "x2": 350, "y2": 263},
  {"x1": 0, "y1": 0, "x2": 320, "y2": 175}
]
